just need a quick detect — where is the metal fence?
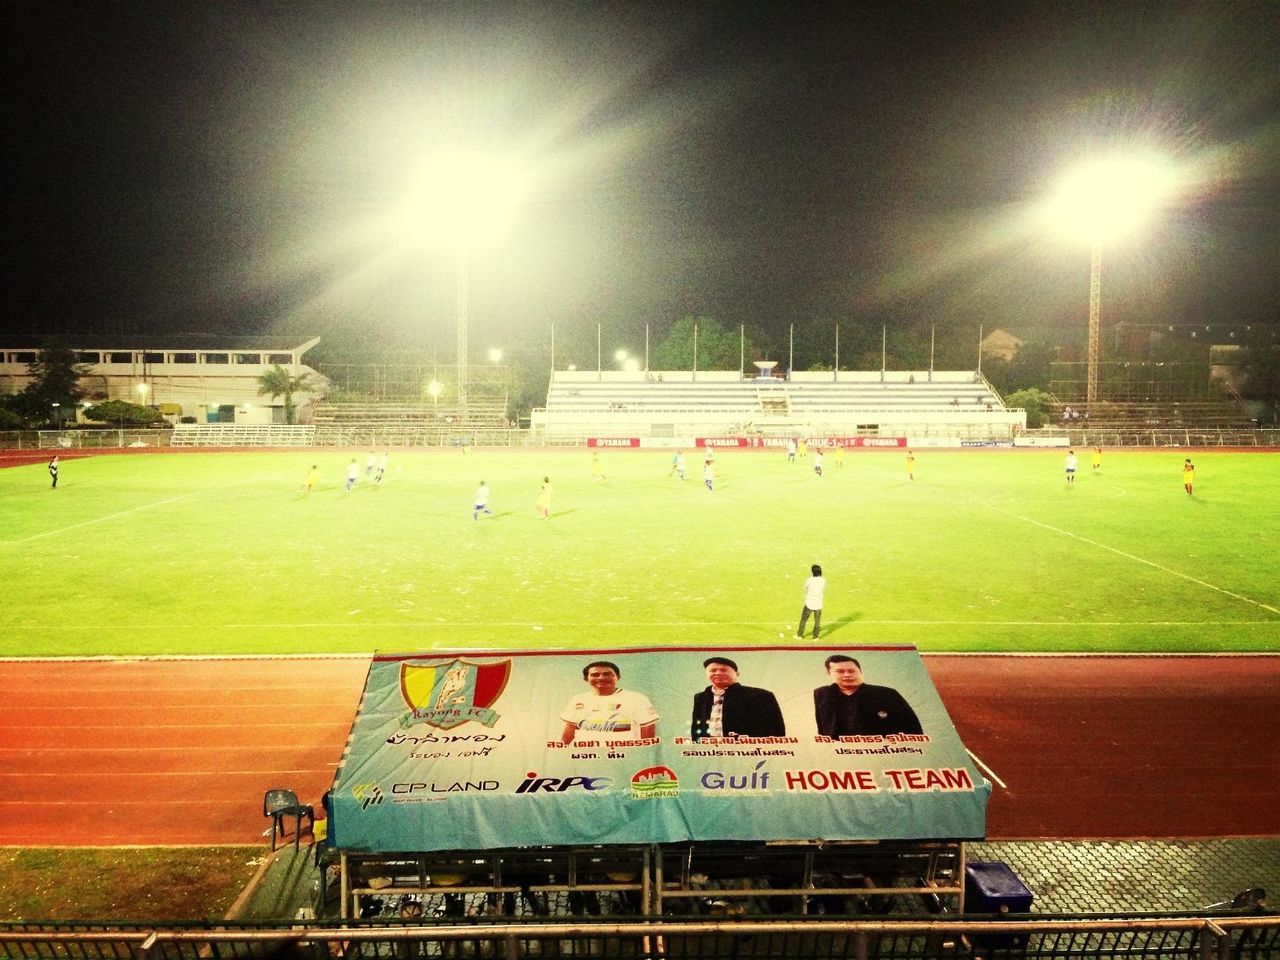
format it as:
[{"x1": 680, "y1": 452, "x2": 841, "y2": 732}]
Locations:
[
  {"x1": 2, "y1": 428, "x2": 1279, "y2": 452},
  {"x1": 1, "y1": 915, "x2": 1277, "y2": 960}
]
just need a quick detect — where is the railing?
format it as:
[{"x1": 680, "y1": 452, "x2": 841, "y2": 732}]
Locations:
[
  {"x1": 2, "y1": 427, "x2": 1278, "y2": 452},
  {"x1": 0, "y1": 914, "x2": 1276, "y2": 959}
]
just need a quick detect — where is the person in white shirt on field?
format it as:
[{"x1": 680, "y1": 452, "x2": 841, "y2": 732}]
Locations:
[
  {"x1": 473, "y1": 481, "x2": 493, "y2": 519},
  {"x1": 1064, "y1": 450, "x2": 1078, "y2": 485},
  {"x1": 797, "y1": 563, "x2": 826, "y2": 640}
]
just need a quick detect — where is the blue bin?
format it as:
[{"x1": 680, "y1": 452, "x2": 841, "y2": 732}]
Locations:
[{"x1": 965, "y1": 861, "x2": 1033, "y2": 946}]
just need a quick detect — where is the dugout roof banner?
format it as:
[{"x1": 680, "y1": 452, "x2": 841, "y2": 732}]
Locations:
[{"x1": 328, "y1": 646, "x2": 988, "y2": 853}]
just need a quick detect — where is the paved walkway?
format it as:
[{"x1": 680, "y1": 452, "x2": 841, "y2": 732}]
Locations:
[{"x1": 235, "y1": 839, "x2": 1280, "y2": 920}]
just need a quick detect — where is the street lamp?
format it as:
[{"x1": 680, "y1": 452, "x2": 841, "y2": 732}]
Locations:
[
  {"x1": 136, "y1": 382, "x2": 150, "y2": 403},
  {"x1": 1047, "y1": 152, "x2": 1177, "y2": 403}
]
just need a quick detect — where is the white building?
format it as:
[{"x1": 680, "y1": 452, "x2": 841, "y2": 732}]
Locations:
[{"x1": 0, "y1": 336, "x2": 328, "y2": 424}]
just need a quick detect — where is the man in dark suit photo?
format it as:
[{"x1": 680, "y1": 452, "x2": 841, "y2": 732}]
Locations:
[
  {"x1": 690, "y1": 656, "x2": 786, "y2": 740},
  {"x1": 814, "y1": 654, "x2": 922, "y2": 737}
]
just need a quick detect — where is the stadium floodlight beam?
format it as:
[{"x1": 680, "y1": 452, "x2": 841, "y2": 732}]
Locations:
[
  {"x1": 398, "y1": 148, "x2": 527, "y2": 412},
  {"x1": 1047, "y1": 151, "x2": 1177, "y2": 403},
  {"x1": 488, "y1": 348, "x2": 503, "y2": 363}
]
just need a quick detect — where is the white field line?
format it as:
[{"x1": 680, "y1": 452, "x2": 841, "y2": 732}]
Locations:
[
  {"x1": 0, "y1": 472, "x2": 290, "y2": 547},
  {"x1": 966, "y1": 749, "x2": 1006, "y2": 790},
  {"x1": 979, "y1": 501, "x2": 1280, "y2": 617},
  {"x1": 3, "y1": 619, "x2": 1279, "y2": 632}
]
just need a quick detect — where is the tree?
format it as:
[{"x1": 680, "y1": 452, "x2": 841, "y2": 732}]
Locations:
[
  {"x1": 1004, "y1": 388, "x2": 1054, "y2": 428},
  {"x1": 83, "y1": 400, "x2": 165, "y2": 426},
  {"x1": 22, "y1": 346, "x2": 90, "y2": 426},
  {"x1": 651, "y1": 317, "x2": 758, "y2": 372},
  {"x1": 257, "y1": 365, "x2": 313, "y2": 424}
]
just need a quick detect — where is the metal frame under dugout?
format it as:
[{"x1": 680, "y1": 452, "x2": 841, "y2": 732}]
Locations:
[{"x1": 327, "y1": 840, "x2": 965, "y2": 920}]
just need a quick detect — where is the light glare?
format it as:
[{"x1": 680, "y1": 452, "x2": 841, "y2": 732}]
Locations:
[{"x1": 1047, "y1": 152, "x2": 1179, "y2": 243}]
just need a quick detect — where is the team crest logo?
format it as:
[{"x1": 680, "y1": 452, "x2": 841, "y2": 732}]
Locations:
[{"x1": 399, "y1": 659, "x2": 511, "y2": 730}]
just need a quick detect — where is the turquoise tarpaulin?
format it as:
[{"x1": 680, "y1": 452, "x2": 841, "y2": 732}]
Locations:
[{"x1": 328, "y1": 646, "x2": 989, "y2": 852}]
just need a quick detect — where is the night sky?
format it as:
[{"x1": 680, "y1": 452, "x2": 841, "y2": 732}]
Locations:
[{"x1": 6, "y1": 1, "x2": 1279, "y2": 358}]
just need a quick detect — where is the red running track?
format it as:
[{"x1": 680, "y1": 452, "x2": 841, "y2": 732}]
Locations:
[{"x1": 1, "y1": 655, "x2": 1276, "y2": 845}]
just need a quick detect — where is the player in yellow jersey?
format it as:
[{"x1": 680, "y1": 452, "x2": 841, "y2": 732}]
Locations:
[
  {"x1": 905, "y1": 449, "x2": 916, "y2": 481},
  {"x1": 1091, "y1": 447, "x2": 1102, "y2": 473},
  {"x1": 536, "y1": 476, "x2": 553, "y2": 519},
  {"x1": 1182, "y1": 459, "x2": 1195, "y2": 495}
]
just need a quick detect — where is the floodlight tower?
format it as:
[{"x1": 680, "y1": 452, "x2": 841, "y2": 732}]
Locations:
[
  {"x1": 1049, "y1": 153, "x2": 1176, "y2": 404},
  {"x1": 403, "y1": 149, "x2": 525, "y2": 413}
]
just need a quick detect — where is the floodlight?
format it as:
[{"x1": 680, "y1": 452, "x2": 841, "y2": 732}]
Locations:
[
  {"x1": 396, "y1": 148, "x2": 528, "y2": 249},
  {"x1": 614, "y1": 349, "x2": 628, "y2": 363},
  {"x1": 488, "y1": 349, "x2": 503, "y2": 363},
  {"x1": 1046, "y1": 150, "x2": 1177, "y2": 403},
  {"x1": 623, "y1": 358, "x2": 640, "y2": 373},
  {"x1": 1047, "y1": 152, "x2": 1177, "y2": 243}
]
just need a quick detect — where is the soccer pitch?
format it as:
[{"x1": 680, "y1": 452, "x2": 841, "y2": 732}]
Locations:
[{"x1": 3, "y1": 447, "x2": 1277, "y2": 656}]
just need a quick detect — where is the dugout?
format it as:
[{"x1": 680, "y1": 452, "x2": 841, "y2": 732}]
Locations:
[{"x1": 323, "y1": 646, "x2": 986, "y2": 919}]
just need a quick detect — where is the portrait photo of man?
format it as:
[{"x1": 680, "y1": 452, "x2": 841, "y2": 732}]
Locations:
[
  {"x1": 814, "y1": 654, "x2": 922, "y2": 737},
  {"x1": 690, "y1": 656, "x2": 786, "y2": 741},
  {"x1": 560, "y1": 660, "x2": 659, "y2": 744}
]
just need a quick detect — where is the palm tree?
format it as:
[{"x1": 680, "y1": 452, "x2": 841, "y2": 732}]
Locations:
[{"x1": 256, "y1": 365, "x2": 312, "y2": 425}]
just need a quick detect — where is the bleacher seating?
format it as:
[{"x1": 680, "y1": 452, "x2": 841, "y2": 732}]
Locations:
[
  {"x1": 169, "y1": 424, "x2": 316, "y2": 446},
  {"x1": 531, "y1": 370, "x2": 1025, "y2": 440},
  {"x1": 1051, "y1": 399, "x2": 1255, "y2": 431},
  {"x1": 309, "y1": 399, "x2": 510, "y2": 446}
]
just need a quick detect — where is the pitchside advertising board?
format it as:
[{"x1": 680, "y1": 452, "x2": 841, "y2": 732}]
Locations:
[
  {"x1": 328, "y1": 646, "x2": 989, "y2": 853},
  {"x1": 585, "y1": 437, "x2": 908, "y2": 448}
]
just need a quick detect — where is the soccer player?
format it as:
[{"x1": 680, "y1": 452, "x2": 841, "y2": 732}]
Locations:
[
  {"x1": 833, "y1": 443, "x2": 845, "y2": 468},
  {"x1": 536, "y1": 476, "x2": 553, "y2": 519},
  {"x1": 48, "y1": 455, "x2": 59, "y2": 489},
  {"x1": 797, "y1": 438, "x2": 808, "y2": 460},
  {"x1": 1064, "y1": 450, "x2": 1078, "y2": 485},
  {"x1": 703, "y1": 459, "x2": 715, "y2": 493},
  {"x1": 364, "y1": 451, "x2": 376, "y2": 478},
  {"x1": 345, "y1": 458, "x2": 359, "y2": 492},
  {"x1": 591, "y1": 451, "x2": 607, "y2": 482},
  {"x1": 670, "y1": 450, "x2": 686, "y2": 480},
  {"x1": 473, "y1": 481, "x2": 493, "y2": 519},
  {"x1": 786, "y1": 438, "x2": 797, "y2": 463},
  {"x1": 1182, "y1": 458, "x2": 1195, "y2": 495},
  {"x1": 375, "y1": 452, "x2": 388, "y2": 483},
  {"x1": 813, "y1": 449, "x2": 824, "y2": 478},
  {"x1": 302, "y1": 464, "x2": 319, "y2": 494},
  {"x1": 905, "y1": 449, "x2": 916, "y2": 481},
  {"x1": 1091, "y1": 447, "x2": 1102, "y2": 473}
]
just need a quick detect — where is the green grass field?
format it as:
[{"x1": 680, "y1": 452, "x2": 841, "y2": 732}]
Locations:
[{"x1": 2, "y1": 447, "x2": 1277, "y2": 656}]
